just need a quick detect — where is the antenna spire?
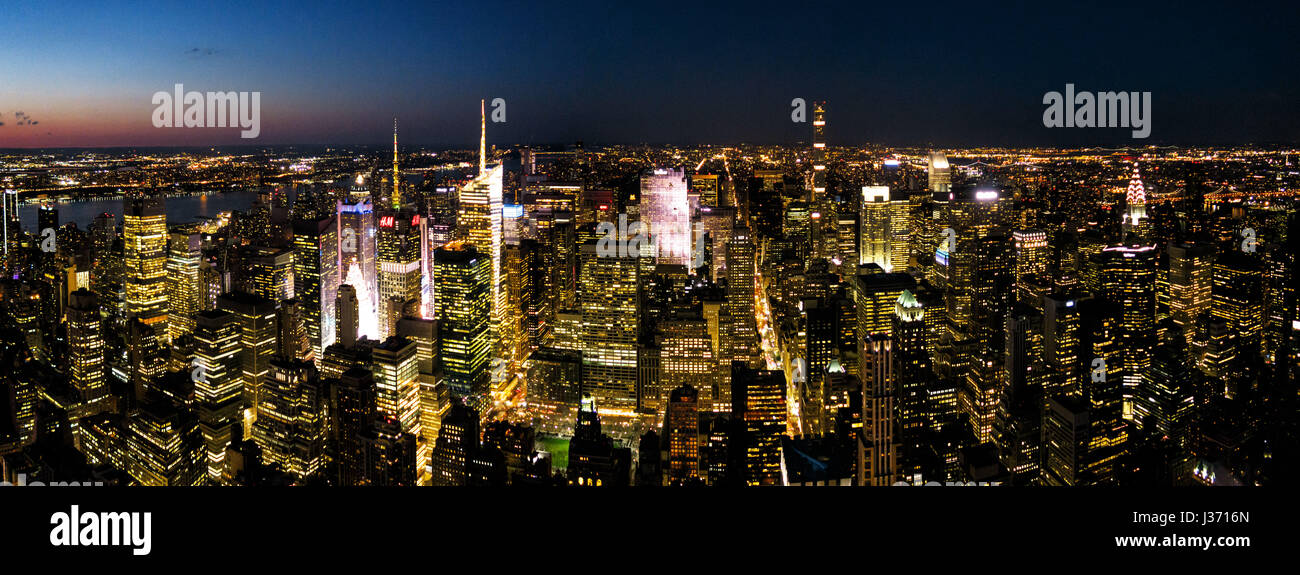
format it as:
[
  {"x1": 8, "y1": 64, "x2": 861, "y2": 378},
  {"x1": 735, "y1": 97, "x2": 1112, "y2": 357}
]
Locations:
[
  {"x1": 392, "y1": 118, "x2": 400, "y2": 208},
  {"x1": 479, "y1": 99, "x2": 487, "y2": 172}
]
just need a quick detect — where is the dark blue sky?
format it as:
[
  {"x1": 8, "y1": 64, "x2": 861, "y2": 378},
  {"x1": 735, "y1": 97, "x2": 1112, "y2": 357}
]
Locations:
[{"x1": 2, "y1": 0, "x2": 1297, "y2": 148}]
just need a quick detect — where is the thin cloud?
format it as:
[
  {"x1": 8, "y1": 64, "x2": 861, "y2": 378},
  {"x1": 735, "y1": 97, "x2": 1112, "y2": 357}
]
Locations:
[{"x1": 7, "y1": 111, "x2": 39, "y2": 126}]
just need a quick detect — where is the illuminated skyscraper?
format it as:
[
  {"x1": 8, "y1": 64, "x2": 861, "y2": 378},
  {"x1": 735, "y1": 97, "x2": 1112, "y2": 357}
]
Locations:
[
  {"x1": 928, "y1": 152, "x2": 951, "y2": 194},
  {"x1": 1166, "y1": 242, "x2": 1213, "y2": 347},
  {"x1": 332, "y1": 367, "x2": 376, "y2": 485},
  {"x1": 890, "y1": 191, "x2": 911, "y2": 271},
  {"x1": 666, "y1": 384, "x2": 700, "y2": 484},
  {"x1": 371, "y1": 336, "x2": 421, "y2": 439},
  {"x1": 1211, "y1": 251, "x2": 1265, "y2": 351},
  {"x1": 193, "y1": 309, "x2": 242, "y2": 483},
  {"x1": 217, "y1": 292, "x2": 278, "y2": 419},
  {"x1": 724, "y1": 226, "x2": 760, "y2": 366},
  {"x1": 293, "y1": 216, "x2": 339, "y2": 363},
  {"x1": 376, "y1": 210, "x2": 423, "y2": 340},
  {"x1": 67, "y1": 289, "x2": 110, "y2": 412},
  {"x1": 730, "y1": 364, "x2": 786, "y2": 486},
  {"x1": 578, "y1": 242, "x2": 639, "y2": 413},
  {"x1": 363, "y1": 417, "x2": 419, "y2": 486},
  {"x1": 657, "y1": 314, "x2": 716, "y2": 414},
  {"x1": 527, "y1": 347, "x2": 582, "y2": 436},
  {"x1": 1013, "y1": 229, "x2": 1049, "y2": 285},
  {"x1": 691, "y1": 173, "x2": 721, "y2": 208},
  {"x1": 640, "y1": 168, "x2": 692, "y2": 267},
  {"x1": 37, "y1": 200, "x2": 58, "y2": 237},
  {"x1": 337, "y1": 199, "x2": 377, "y2": 340},
  {"x1": 857, "y1": 335, "x2": 897, "y2": 486},
  {"x1": 1100, "y1": 245, "x2": 1157, "y2": 424},
  {"x1": 431, "y1": 400, "x2": 479, "y2": 486},
  {"x1": 0, "y1": 324, "x2": 36, "y2": 453},
  {"x1": 852, "y1": 271, "x2": 916, "y2": 341},
  {"x1": 460, "y1": 101, "x2": 509, "y2": 384},
  {"x1": 860, "y1": 186, "x2": 892, "y2": 271},
  {"x1": 123, "y1": 196, "x2": 169, "y2": 340},
  {"x1": 1043, "y1": 293, "x2": 1082, "y2": 398},
  {"x1": 166, "y1": 231, "x2": 201, "y2": 340},
  {"x1": 434, "y1": 243, "x2": 492, "y2": 399},
  {"x1": 392, "y1": 118, "x2": 401, "y2": 208},
  {"x1": 125, "y1": 396, "x2": 203, "y2": 486},
  {"x1": 892, "y1": 290, "x2": 930, "y2": 475},
  {"x1": 1124, "y1": 164, "x2": 1147, "y2": 230},
  {"x1": 1, "y1": 189, "x2": 17, "y2": 273},
  {"x1": 255, "y1": 358, "x2": 326, "y2": 479},
  {"x1": 244, "y1": 246, "x2": 294, "y2": 304},
  {"x1": 811, "y1": 101, "x2": 827, "y2": 198},
  {"x1": 1140, "y1": 322, "x2": 1196, "y2": 480},
  {"x1": 835, "y1": 211, "x2": 858, "y2": 269},
  {"x1": 127, "y1": 318, "x2": 166, "y2": 402}
]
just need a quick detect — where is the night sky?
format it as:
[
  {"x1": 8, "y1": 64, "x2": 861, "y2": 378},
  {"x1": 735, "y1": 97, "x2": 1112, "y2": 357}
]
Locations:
[{"x1": 1, "y1": 0, "x2": 1297, "y2": 148}]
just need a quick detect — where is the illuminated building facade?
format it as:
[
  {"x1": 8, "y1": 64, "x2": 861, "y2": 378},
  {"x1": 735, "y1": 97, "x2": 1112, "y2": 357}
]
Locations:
[
  {"x1": 371, "y1": 337, "x2": 421, "y2": 438},
  {"x1": 577, "y1": 242, "x2": 639, "y2": 413},
  {"x1": 928, "y1": 152, "x2": 951, "y2": 194},
  {"x1": 860, "y1": 186, "x2": 892, "y2": 271},
  {"x1": 193, "y1": 310, "x2": 242, "y2": 483},
  {"x1": 666, "y1": 384, "x2": 700, "y2": 484},
  {"x1": 166, "y1": 231, "x2": 201, "y2": 340},
  {"x1": 434, "y1": 244, "x2": 492, "y2": 399},
  {"x1": 293, "y1": 216, "x2": 339, "y2": 362},
  {"x1": 1100, "y1": 245, "x2": 1157, "y2": 424},
  {"x1": 67, "y1": 289, "x2": 110, "y2": 411},
  {"x1": 217, "y1": 292, "x2": 278, "y2": 417},
  {"x1": 460, "y1": 101, "x2": 509, "y2": 380},
  {"x1": 857, "y1": 336, "x2": 897, "y2": 486},
  {"x1": 730, "y1": 364, "x2": 786, "y2": 486},
  {"x1": 254, "y1": 359, "x2": 326, "y2": 479},
  {"x1": 123, "y1": 197, "x2": 169, "y2": 389},
  {"x1": 376, "y1": 209, "x2": 423, "y2": 340},
  {"x1": 640, "y1": 168, "x2": 692, "y2": 266},
  {"x1": 811, "y1": 101, "x2": 827, "y2": 198}
]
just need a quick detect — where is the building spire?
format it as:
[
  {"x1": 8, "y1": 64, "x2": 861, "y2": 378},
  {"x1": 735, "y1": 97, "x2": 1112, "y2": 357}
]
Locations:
[
  {"x1": 479, "y1": 99, "x2": 487, "y2": 173},
  {"x1": 392, "y1": 117, "x2": 401, "y2": 209}
]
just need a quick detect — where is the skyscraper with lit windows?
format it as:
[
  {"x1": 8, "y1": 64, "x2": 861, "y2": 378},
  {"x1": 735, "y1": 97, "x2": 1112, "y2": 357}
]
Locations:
[
  {"x1": 217, "y1": 291, "x2": 277, "y2": 420},
  {"x1": 578, "y1": 242, "x2": 639, "y2": 414},
  {"x1": 123, "y1": 196, "x2": 169, "y2": 367},
  {"x1": 730, "y1": 364, "x2": 786, "y2": 486},
  {"x1": 811, "y1": 101, "x2": 827, "y2": 198},
  {"x1": 67, "y1": 289, "x2": 110, "y2": 411},
  {"x1": 1100, "y1": 245, "x2": 1157, "y2": 424},
  {"x1": 293, "y1": 215, "x2": 339, "y2": 362},
  {"x1": 372, "y1": 337, "x2": 421, "y2": 441},
  {"x1": 434, "y1": 243, "x2": 492, "y2": 400},
  {"x1": 255, "y1": 358, "x2": 326, "y2": 479},
  {"x1": 860, "y1": 186, "x2": 892, "y2": 271},
  {"x1": 666, "y1": 384, "x2": 700, "y2": 484},
  {"x1": 337, "y1": 199, "x2": 377, "y2": 340},
  {"x1": 460, "y1": 101, "x2": 510, "y2": 389},
  {"x1": 376, "y1": 210, "x2": 423, "y2": 340},
  {"x1": 166, "y1": 231, "x2": 201, "y2": 340},
  {"x1": 640, "y1": 168, "x2": 692, "y2": 267},
  {"x1": 858, "y1": 335, "x2": 897, "y2": 486},
  {"x1": 193, "y1": 309, "x2": 242, "y2": 483}
]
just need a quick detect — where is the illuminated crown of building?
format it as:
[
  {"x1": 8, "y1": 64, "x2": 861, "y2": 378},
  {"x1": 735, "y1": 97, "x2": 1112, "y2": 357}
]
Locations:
[{"x1": 1126, "y1": 164, "x2": 1145, "y2": 206}]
